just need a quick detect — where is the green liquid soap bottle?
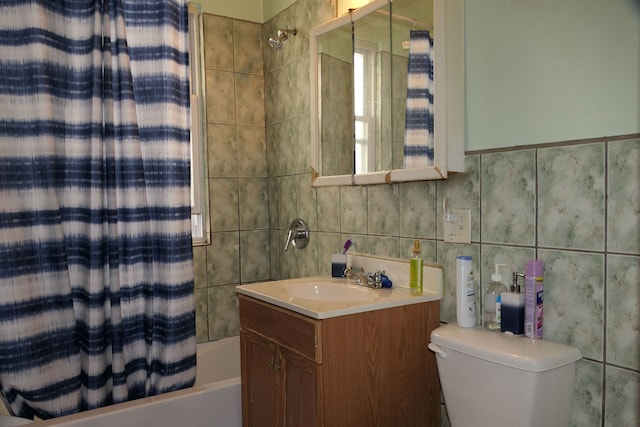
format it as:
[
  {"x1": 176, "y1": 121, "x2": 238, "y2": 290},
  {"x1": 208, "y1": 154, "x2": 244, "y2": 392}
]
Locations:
[
  {"x1": 409, "y1": 240, "x2": 423, "y2": 295},
  {"x1": 483, "y1": 264, "x2": 508, "y2": 330}
]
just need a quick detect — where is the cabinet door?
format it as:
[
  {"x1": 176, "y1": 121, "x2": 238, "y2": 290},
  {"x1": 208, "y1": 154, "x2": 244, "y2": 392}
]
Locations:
[
  {"x1": 241, "y1": 331, "x2": 283, "y2": 427},
  {"x1": 280, "y1": 347, "x2": 322, "y2": 427}
]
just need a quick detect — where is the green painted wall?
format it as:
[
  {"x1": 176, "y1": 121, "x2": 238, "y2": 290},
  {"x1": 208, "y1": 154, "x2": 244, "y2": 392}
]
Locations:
[
  {"x1": 465, "y1": 0, "x2": 639, "y2": 150},
  {"x1": 197, "y1": 0, "x2": 296, "y2": 22},
  {"x1": 263, "y1": 0, "x2": 297, "y2": 21},
  {"x1": 198, "y1": 0, "x2": 263, "y2": 22}
]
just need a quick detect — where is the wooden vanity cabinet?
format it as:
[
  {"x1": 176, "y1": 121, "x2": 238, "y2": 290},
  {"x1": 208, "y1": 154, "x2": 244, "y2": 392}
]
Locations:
[
  {"x1": 241, "y1": 331, "x2": 284, "y2": 426},
  {"x1": 239, "y1": 294, "x2": 440, "y2": 427}
]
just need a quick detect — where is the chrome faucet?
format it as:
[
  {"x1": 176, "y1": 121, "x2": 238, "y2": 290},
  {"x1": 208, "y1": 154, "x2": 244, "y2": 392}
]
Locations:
[{"x1": 344, "y1": 266, "x2": 383, "y2": 289}]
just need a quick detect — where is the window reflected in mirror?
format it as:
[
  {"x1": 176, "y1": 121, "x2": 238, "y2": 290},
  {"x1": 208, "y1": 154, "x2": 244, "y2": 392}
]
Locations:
[{"x1": 354, "y1": 45, "x2": 375, "y2": 174}]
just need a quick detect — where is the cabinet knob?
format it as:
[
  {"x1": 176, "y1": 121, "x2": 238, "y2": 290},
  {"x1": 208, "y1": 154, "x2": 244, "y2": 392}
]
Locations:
[{"x1": 267, "y1": 357, "x2": 282, "y2": 372}]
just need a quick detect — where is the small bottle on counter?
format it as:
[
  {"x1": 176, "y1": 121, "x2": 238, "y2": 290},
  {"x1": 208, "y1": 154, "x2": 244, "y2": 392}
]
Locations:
[{"x1": 409, "y1": 240, "x2": 423, "y2": 295}]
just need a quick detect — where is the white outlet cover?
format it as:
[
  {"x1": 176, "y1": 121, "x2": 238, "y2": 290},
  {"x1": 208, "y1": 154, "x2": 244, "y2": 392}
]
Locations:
[{"x1": 445, "y1": 208, "x2": 471, "y2": 244}]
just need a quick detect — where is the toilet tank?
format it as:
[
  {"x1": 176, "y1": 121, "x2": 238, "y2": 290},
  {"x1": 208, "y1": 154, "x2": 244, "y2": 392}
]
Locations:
[{"x1": 429, "y1": 323, "x2": 582, "y2": 427}]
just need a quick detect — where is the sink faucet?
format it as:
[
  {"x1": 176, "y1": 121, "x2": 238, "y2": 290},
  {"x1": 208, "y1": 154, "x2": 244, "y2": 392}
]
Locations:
[{"x1": 344, "y1": 266, "x2": 383, "y2": 289}]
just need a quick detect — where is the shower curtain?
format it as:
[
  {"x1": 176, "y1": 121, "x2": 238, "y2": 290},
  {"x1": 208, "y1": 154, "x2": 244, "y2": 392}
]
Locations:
[
  {"x1": 403, "y1": 29, "x2": 435, "y2": 168},
  {"x1": 0, "y1": 0, "x2": 196, "y2": 420}
]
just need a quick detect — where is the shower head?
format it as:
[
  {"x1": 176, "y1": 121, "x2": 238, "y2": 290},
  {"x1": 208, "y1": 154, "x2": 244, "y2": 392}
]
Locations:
[
  {"x1": 277, "y1": 29, "x2": 297, "y2": 41},
  {"x1": 268, "y1": 28, "x2": 297, "y2": 50},
  {"x1": 268, "y1": 37, "x2": 283, "y2": 50}
]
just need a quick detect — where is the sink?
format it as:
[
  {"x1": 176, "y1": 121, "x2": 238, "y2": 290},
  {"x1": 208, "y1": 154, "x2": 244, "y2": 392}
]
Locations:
[
  {"x1": 236, "y1": 255, "x2": 443, "y2": 319},
  {"x1": 286, "y1": 281, "x2": 378, "y2": 302},
  {"x1": 238, "y1": 280, "x2": 440, "y2": 320}
]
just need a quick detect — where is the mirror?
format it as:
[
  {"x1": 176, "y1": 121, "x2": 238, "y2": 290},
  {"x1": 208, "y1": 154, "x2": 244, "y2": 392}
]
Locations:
[
  {"x1": 316, "y1": 20, "x2": 354, "y2": 178},
  {"x1": 310, "y1": 0, "x2": 465, "y2": 186},
  {"x1": 353, "y1": 2, "x2": 396, "y2": 175}
]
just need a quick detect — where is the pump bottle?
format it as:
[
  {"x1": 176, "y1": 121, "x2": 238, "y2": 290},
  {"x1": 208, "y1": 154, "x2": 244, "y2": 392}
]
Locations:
[
  {"x1": 501, "y1": 272, "x2": 525, "y2": 335},
  {"x1": 483, "y1": 264, "x2": 508, "y2": 330}
]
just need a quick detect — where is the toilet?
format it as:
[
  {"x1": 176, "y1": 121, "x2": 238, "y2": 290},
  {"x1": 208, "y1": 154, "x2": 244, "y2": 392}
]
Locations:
[{"x1": 428, "y1": 323, "x2": 582, "y2": 427}]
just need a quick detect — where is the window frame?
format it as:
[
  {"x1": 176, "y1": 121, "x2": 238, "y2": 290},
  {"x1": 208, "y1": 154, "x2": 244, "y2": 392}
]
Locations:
[
  {"x1": 188, "y1": 3, "x2": 210, "y2": 245},
  {"x1": 353, "y1": 41, "x2": 377, "y2": 174}
]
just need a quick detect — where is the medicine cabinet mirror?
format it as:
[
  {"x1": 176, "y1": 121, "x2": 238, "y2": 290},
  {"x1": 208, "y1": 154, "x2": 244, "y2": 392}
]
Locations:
[{"x1": 310, "y1": 0, "x2": 465, "y2": 186}]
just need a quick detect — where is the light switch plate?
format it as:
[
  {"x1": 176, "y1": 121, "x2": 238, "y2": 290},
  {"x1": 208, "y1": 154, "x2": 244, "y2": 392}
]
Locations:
[{"x1": 444, "y1": 209, "x2": 471, "y2": 244}]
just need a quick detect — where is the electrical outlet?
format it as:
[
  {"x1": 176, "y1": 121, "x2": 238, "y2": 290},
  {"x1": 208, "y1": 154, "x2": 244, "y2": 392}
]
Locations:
[{"x1": 444, "y1": 209, "x2": 471, "y2": 244}]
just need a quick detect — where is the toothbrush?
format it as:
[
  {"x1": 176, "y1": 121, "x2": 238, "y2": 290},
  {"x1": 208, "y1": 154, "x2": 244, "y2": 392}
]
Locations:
[{"x1": 342, "y1": 239, "x2": 352, "y2": 255}]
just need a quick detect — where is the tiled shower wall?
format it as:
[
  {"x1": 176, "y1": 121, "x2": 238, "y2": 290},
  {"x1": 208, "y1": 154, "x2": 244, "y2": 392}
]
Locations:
[
  {"x1": 195, "y1": 0, "x2": 639, "y2": 425},
  {"x1": 193, "y1": 15, "x2": 271, "y2": 343}
]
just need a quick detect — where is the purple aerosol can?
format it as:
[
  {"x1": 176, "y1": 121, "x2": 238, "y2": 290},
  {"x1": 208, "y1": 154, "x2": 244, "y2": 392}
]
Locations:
[{"x1": 524, "y1": 260, "x2": 544, "y2": 339}]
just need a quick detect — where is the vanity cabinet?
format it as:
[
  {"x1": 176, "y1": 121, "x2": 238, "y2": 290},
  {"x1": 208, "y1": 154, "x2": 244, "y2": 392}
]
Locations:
[
  {"x1": 241, "y1": 330, "x2": 322, "y2": 426},
  {"x1": 239, "y1": 294, "x2": 441, "y2": 427}
]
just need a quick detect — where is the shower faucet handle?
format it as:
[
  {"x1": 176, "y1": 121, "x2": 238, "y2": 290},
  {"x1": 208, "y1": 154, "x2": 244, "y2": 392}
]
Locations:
[{"x1": 283, "y1": 218, "x2": 309, "y2": 251}]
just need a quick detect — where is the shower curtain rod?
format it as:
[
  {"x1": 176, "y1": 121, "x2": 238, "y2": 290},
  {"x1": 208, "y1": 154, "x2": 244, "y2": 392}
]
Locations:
[{"x1": 375, "y1": 9, "x2": 432, "y2": 30}]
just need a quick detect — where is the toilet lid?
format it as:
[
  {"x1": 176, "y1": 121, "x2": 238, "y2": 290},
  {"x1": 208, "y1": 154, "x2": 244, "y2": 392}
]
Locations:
[{"x1": 430, "y1": 323, "x2": 582, "y2": 372}]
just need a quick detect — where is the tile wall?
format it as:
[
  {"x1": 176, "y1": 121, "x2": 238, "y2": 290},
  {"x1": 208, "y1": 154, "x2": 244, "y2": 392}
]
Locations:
[
  {"x1": 193, "y1": 15, "x2": 271, "y2": 343},
  {"x1": 434, "y1": 138, "x2": 640, "y2": 427},
  {"x1": 197, "y1": 0, "x2": 639, "y2": 425}
]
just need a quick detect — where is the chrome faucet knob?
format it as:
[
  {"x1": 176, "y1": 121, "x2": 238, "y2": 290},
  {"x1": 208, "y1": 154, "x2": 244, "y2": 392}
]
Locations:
[
  {"x1": 372, "y1": 271, "x2": 381, "y2": 287},
  {"x1": 284, "y1": 229, "x2": 294, "y2": 251},
  {"x1": 283, "y1": 218, "x2": 310, "y2": 251},
  {"x1": 370, "y1": 271, "x2": 386, "y2": 288}
]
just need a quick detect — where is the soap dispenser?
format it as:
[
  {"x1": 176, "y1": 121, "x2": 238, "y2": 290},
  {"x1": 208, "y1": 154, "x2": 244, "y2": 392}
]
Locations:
[
  {"x1": 483, "y1": 264, "x2": 508, "y2": 330},
  {"x1": 501, "y1": 272, "x2": 525, "y2": 335}
]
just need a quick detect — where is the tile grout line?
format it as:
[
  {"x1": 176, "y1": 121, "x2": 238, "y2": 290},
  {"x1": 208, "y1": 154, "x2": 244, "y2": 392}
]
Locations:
[{"x1": 600, "y1": 140, "x2": 609, "y2": 427}]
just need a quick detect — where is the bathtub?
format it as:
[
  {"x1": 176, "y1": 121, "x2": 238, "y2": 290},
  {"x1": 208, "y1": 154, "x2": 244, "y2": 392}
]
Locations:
[{"x1": 30, "y1": 336, "x2": 242, "y2": 427}]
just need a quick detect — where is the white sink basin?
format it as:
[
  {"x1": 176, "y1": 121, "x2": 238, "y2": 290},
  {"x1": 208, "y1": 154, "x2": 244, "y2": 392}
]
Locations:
[
  {"x1": 286, "y1": 281, "x2": 378, "y2": 302},
  {"x1": 237, "y1": 254, "x2": 443, "y2": 319}
]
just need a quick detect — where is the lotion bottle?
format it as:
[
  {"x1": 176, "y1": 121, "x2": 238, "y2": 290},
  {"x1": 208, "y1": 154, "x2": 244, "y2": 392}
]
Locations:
[
  {"x1": 483, "y1": 264, "x2": 508, "y2": 331},
  {"x1": 456, "y1": 256, "x2": 476, "y2": 327},
  {"x1": 409, "y1": 240, "x2": 423, "y2": 295}
]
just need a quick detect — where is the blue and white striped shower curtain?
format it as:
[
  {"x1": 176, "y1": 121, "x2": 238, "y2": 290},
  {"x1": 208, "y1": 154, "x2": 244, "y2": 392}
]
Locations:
[
  {"x1": 403, "y1": 30, "x2": 434, "y2": 168},
  {"x1": 0, "y1": 0, "x2": 196, "y2": 420}
]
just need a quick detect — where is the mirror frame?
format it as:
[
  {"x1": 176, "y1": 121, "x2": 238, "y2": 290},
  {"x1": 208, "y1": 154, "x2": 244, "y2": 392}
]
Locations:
[{"x1": 310, "y1": 0, "x2": 465, "y2": 186}]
